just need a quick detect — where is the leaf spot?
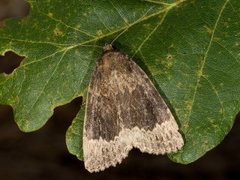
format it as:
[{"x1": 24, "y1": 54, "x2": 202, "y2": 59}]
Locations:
[
  {"x1": 47, "y1": 12, "x2": 53, "y2": 18},
  {"x1": 204, "y1": 25, "x2": 213, "y2": 35},
  {"x1": 54, "y1": 27, "x2": 64, "y2": 37},
  {"x1": 166, "y1": 53, "x2": 173, "y2": 61},
  {"x1": 96, "y1": 30, "x2": 103, "y2": 36}
]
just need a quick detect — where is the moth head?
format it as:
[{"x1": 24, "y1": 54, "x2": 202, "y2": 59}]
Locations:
[{"x1": 103, "y1": 44, "x2": 114, "y2": 52}]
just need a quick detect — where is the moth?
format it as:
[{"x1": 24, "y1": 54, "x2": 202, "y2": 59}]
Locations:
[{"x1": 83, "y1": 44, "x2": 184, "y2": 172}]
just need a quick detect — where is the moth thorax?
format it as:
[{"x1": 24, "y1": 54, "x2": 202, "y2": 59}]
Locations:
[{"x1": 102, "y1": 53, "x2": 130, "y2": 74}]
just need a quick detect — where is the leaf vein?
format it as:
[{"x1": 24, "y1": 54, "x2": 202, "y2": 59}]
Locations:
[
  {"x1": 108, "y1": 0, "x2": 129, "y2": 25},
  {"x1": 202, "y1": 75, "x2": 224, "y2": 117},
  {"x1": 142, "y1": 0, "x2": 171, "y2": 6},
  {"x1": 1, "y1": 1, "x2": 186, "y2": 52},
  {"x1": 37, "y1": 9, "x2": 96, "y2": 38},
  {"x1": 131, "y1": 10, "x2": 168, "y2": 58},
  {"x1": 0, "y1": 37, "x2": 71, "y2": 47},
  {"x1": 215, "y1": 40, "x2": 240, "y2": 65},
  {"x1": 92, "y1": 8, "x2": 112, "y2": 32},
  {"x1": 185, "y1": 0, "x2": 230, "y2": 133},
  {"x1": 23, "y1": 50, "x2": 68, "y2": 127}
]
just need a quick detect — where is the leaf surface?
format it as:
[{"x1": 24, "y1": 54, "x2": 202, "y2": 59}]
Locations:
[{"x1": 0, "y1": 0, "x2": 239, "y2": 163}]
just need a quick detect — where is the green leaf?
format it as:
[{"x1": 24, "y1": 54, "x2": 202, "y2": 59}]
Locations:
[{"x1": 0, "y1": 0, "x2": 239, "y2": 164}]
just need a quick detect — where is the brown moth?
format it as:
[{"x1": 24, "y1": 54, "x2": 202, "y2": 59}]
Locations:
[{"x1": 83, "y1": 44, "x2": 184, "y2": 172}]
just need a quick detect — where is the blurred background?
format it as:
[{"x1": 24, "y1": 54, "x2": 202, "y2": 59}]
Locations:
[{"x1": 0, "y1": 0, "x2": 240, "y2": 179}]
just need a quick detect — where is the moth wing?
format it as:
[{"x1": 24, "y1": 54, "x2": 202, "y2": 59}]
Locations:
[{"x1": 83, "y1": 51, "x2": 183, "y2": 172}]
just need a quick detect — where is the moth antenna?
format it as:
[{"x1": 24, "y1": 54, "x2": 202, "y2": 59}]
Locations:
[
  {"x1": 110, "y1": 6, "x2": 153, "y2": 46},
  {"x1": 110, "y1": 28, "x2": 129, "y2": 45},
  {"x1": 82, "y1": 44, "x2": 102, "y2": 49}
]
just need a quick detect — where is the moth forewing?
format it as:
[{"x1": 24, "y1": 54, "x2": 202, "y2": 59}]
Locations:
[{"x1": 83, "y1": 44, "x2": 184, "y2": 173}]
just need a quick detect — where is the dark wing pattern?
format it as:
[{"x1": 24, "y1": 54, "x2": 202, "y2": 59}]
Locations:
[{"x1": 83, "y1": 45, "x2": 184, "y2": 172}]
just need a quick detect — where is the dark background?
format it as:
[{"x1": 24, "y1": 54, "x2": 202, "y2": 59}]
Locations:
[{"x1": 0, "y1": 1, "x2": 240, "y2": 179}]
